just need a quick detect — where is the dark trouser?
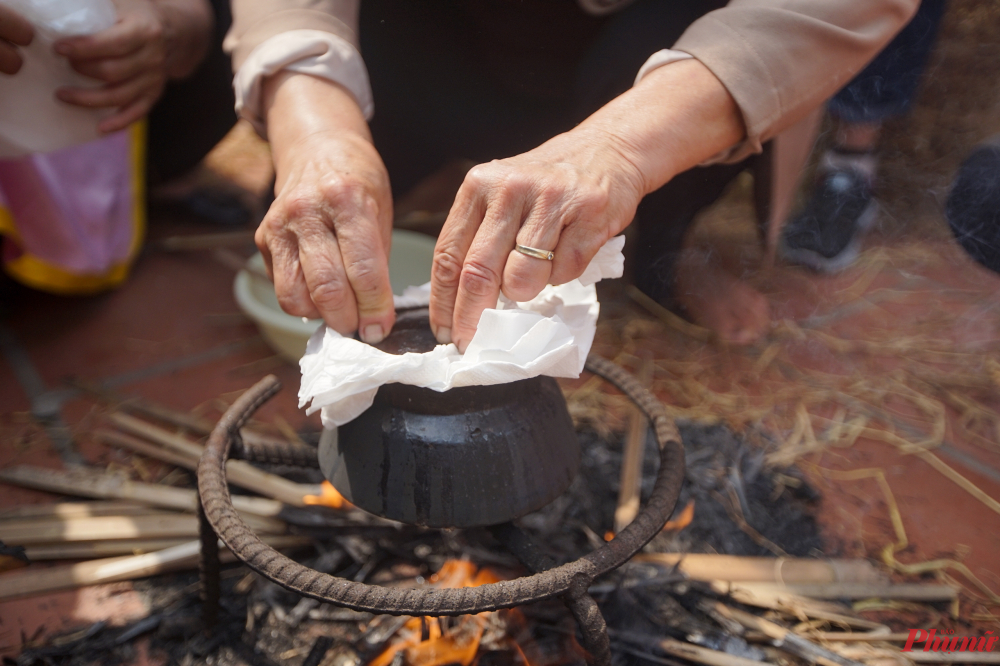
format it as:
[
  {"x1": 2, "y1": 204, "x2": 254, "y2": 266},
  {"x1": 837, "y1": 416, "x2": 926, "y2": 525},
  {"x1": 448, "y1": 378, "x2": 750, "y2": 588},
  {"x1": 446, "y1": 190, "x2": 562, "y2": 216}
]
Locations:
[
  {"x1": 146, "y1": 0, "x2": 236, "y2": 185},
  {"x1": 828, "y1": 0, "x2": 946, "y2": 124},
  {"x1": 359, "y1": 0, "x2": 742, "y2": 303}
]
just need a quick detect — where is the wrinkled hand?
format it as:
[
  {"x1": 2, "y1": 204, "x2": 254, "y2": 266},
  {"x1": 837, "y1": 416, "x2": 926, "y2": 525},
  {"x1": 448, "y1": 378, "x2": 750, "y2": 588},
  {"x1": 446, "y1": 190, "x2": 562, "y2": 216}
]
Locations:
[
  {"x1": 54, "y1": 0, "x2": 212, "y2": 134},
  {"x1": 429, "y1": 127, "x2": 646, "y2": 351},
  {"x1": 256, "y1": 129, "x2": 397, "y2": 344},
  {"x1": 0, "y1": 5, "x2": 32, "y2": 75}
]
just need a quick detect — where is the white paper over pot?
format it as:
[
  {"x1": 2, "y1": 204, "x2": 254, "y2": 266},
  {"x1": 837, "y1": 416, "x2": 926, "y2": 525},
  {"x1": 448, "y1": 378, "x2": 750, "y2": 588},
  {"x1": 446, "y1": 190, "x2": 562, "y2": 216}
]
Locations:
[{"x1": 299, "y1": 235, "x2": 625, "y2": 427}]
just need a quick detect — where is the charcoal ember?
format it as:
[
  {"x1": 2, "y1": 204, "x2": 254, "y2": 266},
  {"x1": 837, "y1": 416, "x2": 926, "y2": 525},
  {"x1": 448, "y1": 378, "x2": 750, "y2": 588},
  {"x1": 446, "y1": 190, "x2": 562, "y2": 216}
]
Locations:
[{"x1": 519, "y1": 423, "x2": 822, "y2": 562}]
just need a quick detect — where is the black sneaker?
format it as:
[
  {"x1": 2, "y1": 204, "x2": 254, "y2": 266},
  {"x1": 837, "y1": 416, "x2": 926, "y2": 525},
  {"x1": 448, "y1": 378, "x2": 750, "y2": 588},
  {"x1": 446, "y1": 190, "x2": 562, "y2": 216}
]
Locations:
[
  {"x1": 781, "y1": 155, "x2": 877, "y2": 273},
  {"x1": 946, "y1": 138, "x2": 1000, "y2": 274}
]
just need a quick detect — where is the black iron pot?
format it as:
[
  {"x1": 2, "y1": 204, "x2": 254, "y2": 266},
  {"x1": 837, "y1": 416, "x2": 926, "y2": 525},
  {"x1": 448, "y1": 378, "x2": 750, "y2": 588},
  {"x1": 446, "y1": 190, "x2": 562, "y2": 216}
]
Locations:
[{"x1": 318, "y1": 309, "x2": 580, "y2": 528}]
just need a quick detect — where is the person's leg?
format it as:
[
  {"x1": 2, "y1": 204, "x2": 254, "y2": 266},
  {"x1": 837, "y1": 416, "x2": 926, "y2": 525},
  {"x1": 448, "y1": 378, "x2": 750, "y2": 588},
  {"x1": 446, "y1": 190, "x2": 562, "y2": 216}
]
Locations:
[
  {"x1": 146, "y1": 0, "x2": 236, "y2": 186},
  {"x1": 782, "y1": 0, "x2": 948, "y2": 272}
]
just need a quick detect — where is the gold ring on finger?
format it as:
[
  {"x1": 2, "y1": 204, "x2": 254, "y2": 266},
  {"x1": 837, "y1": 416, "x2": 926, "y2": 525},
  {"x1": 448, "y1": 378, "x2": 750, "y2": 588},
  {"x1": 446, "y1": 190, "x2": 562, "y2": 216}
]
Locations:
[{"x1": 515, "y1": 244, "x2": 555, "y2": 261}]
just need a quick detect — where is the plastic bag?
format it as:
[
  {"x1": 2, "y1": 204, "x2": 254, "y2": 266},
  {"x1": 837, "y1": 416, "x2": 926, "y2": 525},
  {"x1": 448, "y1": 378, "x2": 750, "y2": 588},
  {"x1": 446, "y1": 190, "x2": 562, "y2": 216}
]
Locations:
[
  {"x1": 0, "y1": 124, "x2": 145, "y2": 294},
  {"x1": 0, "y1": 0, "x2": 117, "y2": 157}
]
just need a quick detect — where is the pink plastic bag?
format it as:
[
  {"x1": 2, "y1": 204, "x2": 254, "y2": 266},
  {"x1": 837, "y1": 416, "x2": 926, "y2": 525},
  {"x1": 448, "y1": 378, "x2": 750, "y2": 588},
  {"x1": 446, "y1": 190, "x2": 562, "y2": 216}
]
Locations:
[{"x1": 0, "y1": 124, "x2": 145, "y2": 294}]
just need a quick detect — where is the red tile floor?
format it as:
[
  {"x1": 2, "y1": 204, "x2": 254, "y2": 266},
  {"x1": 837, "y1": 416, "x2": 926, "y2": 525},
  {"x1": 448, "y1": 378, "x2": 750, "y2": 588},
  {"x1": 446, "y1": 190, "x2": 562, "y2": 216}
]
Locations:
[{"x1": 4, "y1": 1, "x2": 1000, "y2": 649}]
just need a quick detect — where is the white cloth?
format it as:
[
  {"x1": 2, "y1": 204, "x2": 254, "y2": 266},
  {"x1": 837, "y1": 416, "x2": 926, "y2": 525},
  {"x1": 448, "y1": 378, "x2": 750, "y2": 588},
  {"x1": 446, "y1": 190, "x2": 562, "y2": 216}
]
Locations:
[
  {"x1": 233, "y1": 29, "x2": 373, "y2": 137},
  {"x1": 299, "y1": 236, "x2": 625, "y2": 427}
]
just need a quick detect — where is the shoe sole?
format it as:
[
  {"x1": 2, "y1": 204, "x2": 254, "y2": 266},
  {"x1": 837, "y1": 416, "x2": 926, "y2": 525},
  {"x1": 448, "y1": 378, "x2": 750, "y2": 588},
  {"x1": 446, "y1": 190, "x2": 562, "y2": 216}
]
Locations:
[{"x1": 780, "y1": 200, "x2": 878, "y2": 274}]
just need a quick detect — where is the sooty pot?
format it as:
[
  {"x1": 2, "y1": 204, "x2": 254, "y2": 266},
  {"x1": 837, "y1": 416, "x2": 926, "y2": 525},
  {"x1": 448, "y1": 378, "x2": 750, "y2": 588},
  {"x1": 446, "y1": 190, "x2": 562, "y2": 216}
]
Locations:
[{"x1": 318, "y1": 309, "x2": 580, "y2": 528}]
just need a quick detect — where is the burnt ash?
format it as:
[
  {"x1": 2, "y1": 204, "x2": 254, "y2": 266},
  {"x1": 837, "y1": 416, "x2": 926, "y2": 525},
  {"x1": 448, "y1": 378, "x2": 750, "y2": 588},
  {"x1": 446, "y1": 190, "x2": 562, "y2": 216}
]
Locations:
[
  {"x1": 519, "y1": 423, "x2": 823, "y2": 561},
  {"x1": 12, "y1": 424, "x2": 825, "y2": 666}
]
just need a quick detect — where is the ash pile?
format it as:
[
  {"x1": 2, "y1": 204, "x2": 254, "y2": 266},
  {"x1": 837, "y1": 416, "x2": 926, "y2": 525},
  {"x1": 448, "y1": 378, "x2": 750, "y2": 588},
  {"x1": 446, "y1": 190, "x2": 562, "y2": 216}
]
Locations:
[{"x1": 3, "y1": 398, "x2": 959, "y2": 666}]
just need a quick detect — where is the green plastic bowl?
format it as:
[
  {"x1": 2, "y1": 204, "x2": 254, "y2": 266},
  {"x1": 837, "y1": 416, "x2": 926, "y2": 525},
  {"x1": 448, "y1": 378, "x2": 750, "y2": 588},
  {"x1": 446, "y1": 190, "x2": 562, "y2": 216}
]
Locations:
[{"x1": 234, "y1": 229, "x2": 437, "y2": 363}]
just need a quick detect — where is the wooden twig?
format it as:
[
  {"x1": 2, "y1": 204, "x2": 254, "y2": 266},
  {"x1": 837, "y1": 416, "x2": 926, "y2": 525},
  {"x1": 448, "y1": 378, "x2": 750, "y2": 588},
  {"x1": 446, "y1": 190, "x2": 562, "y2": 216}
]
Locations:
[
  {"x1": 895, "y1": 652, "x2": 1000, "y2": 664},
  {"x1": 657, "y1": 638, "x2": 774, "y2": 666},
  {"x1": 106, "y1": 412, "x2": 317, "y2": 507},
  {"x1": 632, "y1": 554, "x2": 887, "y2": 584},
  {"x1": 0, "y1": 465, "x2": 285, "y2": 521},
  {"x1": 705, "y1": 581, "x2": 885, "y2": 631},
  {"x1": 714, "y1": 603, "x2": 865, "y2": 666},
  {"x1": 0, "y1": 535, "x2": 309, "y2": 601},
  {"x1": 615, "y1": 354, "x2": 653, "y2": 533},
  {"x1": 810, "y1": 633, "x2": 909, "y2": 643}
]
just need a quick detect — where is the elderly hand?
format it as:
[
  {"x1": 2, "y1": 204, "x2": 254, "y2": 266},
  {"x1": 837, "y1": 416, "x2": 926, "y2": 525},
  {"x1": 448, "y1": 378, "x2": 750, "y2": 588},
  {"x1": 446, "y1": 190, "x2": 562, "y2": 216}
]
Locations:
[
  {"x1": 428, "y1": 59, "x2": 746, "y2": 352},
  {"x1": 428, "y1": 129, "x2": 646, "y2": 350},
  {"x1": 54, "y1": 0, "x2": 212, "y2": 134},
  {"x1": 0, "y1": 5, "x2": 32, "y2": 75},
  {"x1": 257, "y1": 72, "x2": 396, "y2": 344}
]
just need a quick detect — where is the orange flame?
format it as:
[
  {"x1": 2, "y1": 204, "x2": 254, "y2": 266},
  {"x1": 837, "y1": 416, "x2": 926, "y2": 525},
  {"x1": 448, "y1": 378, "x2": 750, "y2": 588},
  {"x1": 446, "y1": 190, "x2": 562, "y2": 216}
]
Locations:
[
  {"x1": 370, "y1": 559, "x2": 532, "y2": 666},
  {"x1": 604, "y1": 500, "x2": 694, "y2": 540},
  {"x1": 302, "y1": 481, "x2": 352, "y2": 509},
  {"x1": 661, "y1": 500, "x2": 695, "y2": 532}
]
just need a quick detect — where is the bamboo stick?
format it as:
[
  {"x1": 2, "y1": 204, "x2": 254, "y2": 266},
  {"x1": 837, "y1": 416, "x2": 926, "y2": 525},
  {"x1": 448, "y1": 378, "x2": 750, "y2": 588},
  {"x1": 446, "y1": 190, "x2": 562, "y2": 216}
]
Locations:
[
  {"x1": 615, "y1": 354, "x2": 653, "y2": 533},
  {"x1": 25, "y1": 539, "x2": 193, "y2": 560},
  {"x1": 0, "y1": 501, "x2": 152, "y2": 521},
  {"x1": 0, "y1": 512, "x2": 285, "y2": 545},
  {"x1": 1, "y1": 514, "x2": 201, "y2": 545},
  {"x1": 0, "y1": 511, "x2": 284, "y2": 543},
  {"x1": 900, "y1": 652, "x2": 1000, "y2": 664},
  {"x1": 24, "y1": 535, "x2": 311, "y2": 561},
  {"x1": 0, "y1": 465, "x2": 285, "y2": 522},
  {"x1": 76, "y1": 381, "x2": 288, "y2": 448},
  {"x1": 633, "y1": 553, "x2": 886, "y2": 584},
  {"x1": 106, "y1": 412, "x2": 317, "y2": 506},
  {"x1": 716, "y1": 581, "x2": 958, "y2": 602},
  {"x1": 96, "y1": 428, "x2": 197, "y2": 471},
  {"x1": 0, "y1": 535, "x2": 310, "y2": 601}
]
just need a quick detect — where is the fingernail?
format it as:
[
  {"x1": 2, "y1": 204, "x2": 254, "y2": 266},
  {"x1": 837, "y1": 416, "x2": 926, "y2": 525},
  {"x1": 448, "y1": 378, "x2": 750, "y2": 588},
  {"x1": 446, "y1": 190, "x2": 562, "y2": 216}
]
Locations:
[
  {"x1": 436, "y1": 327, "x2": 451, "y2": 344},
  {"x1": 361, "y1": 324, "x2": 385, "y2": 344}
]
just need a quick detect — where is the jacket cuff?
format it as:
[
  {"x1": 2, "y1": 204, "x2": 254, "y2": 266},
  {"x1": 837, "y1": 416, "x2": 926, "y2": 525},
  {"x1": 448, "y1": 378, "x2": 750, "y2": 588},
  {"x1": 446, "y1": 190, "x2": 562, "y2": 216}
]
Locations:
[
  {"x1": 633, "y1": 49, "x2": 694, "y2": 84},
  {"x1": 633, "y1": 48, "x2": 759, "y2": 165},
  {"x1": 233, "y1": 29, "x2": 373, "y2": 138}
]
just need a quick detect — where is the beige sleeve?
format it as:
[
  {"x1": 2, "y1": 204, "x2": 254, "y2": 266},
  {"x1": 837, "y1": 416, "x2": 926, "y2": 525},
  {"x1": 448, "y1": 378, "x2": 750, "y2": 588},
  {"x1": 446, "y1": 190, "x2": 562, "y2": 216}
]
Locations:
[
  {"x1": 225, "y1": 0, "x2": 361, "y2": 73},
  {"x1": 668, "y1": 0, "x2": 921, "y2": 161}
]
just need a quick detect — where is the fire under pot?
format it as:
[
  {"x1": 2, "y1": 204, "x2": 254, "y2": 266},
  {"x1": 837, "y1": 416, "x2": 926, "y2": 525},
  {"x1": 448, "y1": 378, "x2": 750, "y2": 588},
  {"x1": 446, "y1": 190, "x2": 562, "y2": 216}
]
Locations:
[{"x1": 196, "y1": 309, "x2": 685, "y2": 666}]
